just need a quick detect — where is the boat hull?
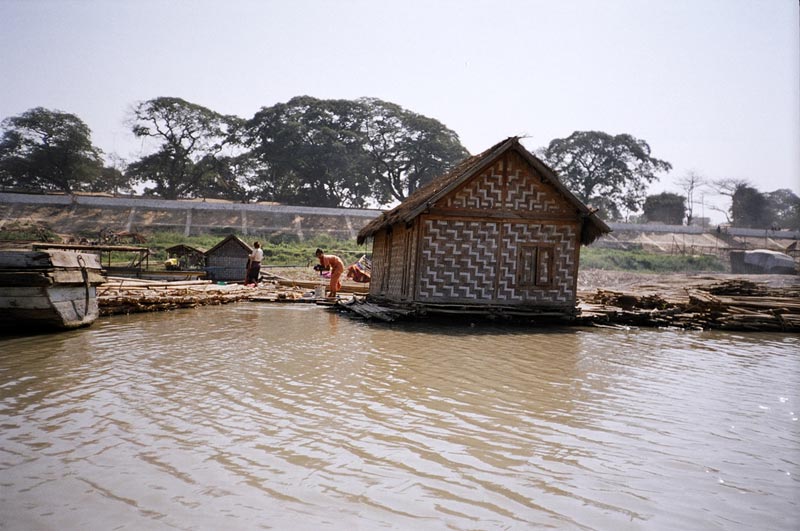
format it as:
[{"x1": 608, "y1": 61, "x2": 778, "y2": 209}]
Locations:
[
  {"x1": 0, "y1": 250, "x2": 105, "y2": 331},
  {"x1": 0, "y1": 285, "x2": 99, "y2": 329}
]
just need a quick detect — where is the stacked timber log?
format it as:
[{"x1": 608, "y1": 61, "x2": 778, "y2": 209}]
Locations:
[
  {"x1": 98, "y1": 277, "x2": 257, "y2": 316},
  {"x1": 577, "y1": 279, "x2": 800, "y2": 332}
]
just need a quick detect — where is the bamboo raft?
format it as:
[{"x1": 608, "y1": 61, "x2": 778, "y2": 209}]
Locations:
[
  {"x1": 97, "y1": 273, "x2": 799, "y2": 333},
  {"x1": 333, "y1": 277, "x2": 800, "y2": 332},
  {"x1": 97, "y1": 276, "x2": 353, "y2": 314},
  {"x1": 98, "y1": 277, "x2": 259, "y2": 315}
]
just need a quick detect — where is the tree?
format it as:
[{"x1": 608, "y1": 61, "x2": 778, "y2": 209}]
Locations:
[
  {"x1": 243, "y1": 96, "x2": 469, "y2": 208},
  {"x1": 710, "y1": 178, "x2": 749, "y2": 224},
  {"x1": 540, "y1": 131, "x2": 672, "y2": 220},
  {"x1": 127, "y1": 97, "x2": 242, "y2": 199},
  {"x1": 642, "y1": 192, "x2": 686, "y2": 225},
  {"x1": 244, "y1": 96, "x2": 374, "y2": 207},
  {"x1": 730, "y1": 185, "x2": 770, "y2": 228},
  {"x1": 765, "y1": 189, "x2": 800, "y2": 231},
  {"x1": 0, "y1": 107, "x2": 103, "y2": 193},
  {"x1": 91, "y1": 153, "x2": 135, "y2": 196},
  {"x1": 358, "y1": 98, "x2": 468, "y2": 203},
  {"x1": 675, "y1": 171, "x2": 705, "y2": 226},
  {"x1": 195, "y1": 152, "x2": 257, "y2": 203}
]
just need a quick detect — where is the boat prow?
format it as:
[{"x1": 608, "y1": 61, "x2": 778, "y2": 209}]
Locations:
[{"x1": 0, "y1": 250, "x2": 106, "y2": 331}]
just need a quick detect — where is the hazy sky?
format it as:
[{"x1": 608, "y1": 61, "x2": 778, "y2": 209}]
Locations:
[{"x1": 1, "y1": 0, "x2": 798, "y2": 220}]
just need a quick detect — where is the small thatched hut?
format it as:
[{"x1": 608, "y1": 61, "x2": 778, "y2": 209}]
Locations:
[
  {"x1": 165, "y1": 244, "x2": 206, "y2": 270},
  {"x1": 357, "y1": 137, "x2": 611, "y2": 318},
  {"x1": 204, "y1": 235, "x2": 252, "y2": 282}
]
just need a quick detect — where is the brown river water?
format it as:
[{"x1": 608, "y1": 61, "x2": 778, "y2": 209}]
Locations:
[{"x1": 1, "y1": 303, "x2": 798, "y2": 530}]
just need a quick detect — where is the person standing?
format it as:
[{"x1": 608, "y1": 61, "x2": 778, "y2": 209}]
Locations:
[
  {"x1": 315, "y1": 248, "x2": 344, "y2": 297},
  {"x1": 246, "y1": 241, "x2": 264, "y2": 286}
]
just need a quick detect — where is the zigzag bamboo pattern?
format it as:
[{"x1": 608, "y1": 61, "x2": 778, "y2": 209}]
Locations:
[
  {"x1": 496, "y1": 223, "x2": 577, "y2": 302},
  {"x1": 418, "y1": 219, "x2": 498, "y2": 300},
  {"x1": 417, "y1": 219, "x2": 577, "y2": 303}
]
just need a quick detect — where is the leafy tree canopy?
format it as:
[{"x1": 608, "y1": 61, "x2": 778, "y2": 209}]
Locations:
[
  {"x1": 642, "y1": 192, "x2": 686, "y2": 225},
  {"x1": 358, "y1": 97, "x2": 468, "y2": 203},
  {"x1": 244, "y1": 96, "x2": 373, "y2": 207},
  {"x1": 0, "y1": 107, "x2": 103, "y2": 193},
  {"x1": 244, "y1": 96, "x2": 468, "y2": 207},
  {"x1": 127, "y1": 97, "x2": 243, "y2": 199},
  {"x1": 765, "y1": 188, "x2": 800, "y2": 231},
  {"x1": 724, "y1": 184, "x2": 800, "y2": 230},
  {"x1": 540, "y1": 131, "x2": 672, "y2": 220},
  {"x1": 730, "y1": 184, "x2": 771, "y2": 229}
]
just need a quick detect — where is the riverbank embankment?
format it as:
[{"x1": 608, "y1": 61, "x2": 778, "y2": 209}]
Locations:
[
  {"x1": 0, "y1": 192, "x2": 379, "y2": 241},
  {"x1": 3, "y1": 192, "x2": 799, "y2": 259}
]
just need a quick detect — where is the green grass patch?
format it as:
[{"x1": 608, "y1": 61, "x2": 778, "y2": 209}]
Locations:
[
  {"x1": 580, "y1": 247, "x2": 725, "y2": 272},
  {"x1": 0, "y1": 221, "x2": 59, "y2": 242},
  {"x1": 10, "y1": 226, "x2": 721, "y2": 274}
]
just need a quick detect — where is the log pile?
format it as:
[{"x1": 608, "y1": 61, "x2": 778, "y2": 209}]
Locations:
[
  {"x1": 577, "y1": 279, "x2": 800, "y2": 332},
  {"x1": 98, "y1": 277, "x2": 257, "y2": 316}
]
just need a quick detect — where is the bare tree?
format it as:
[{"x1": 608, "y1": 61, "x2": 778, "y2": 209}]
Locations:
[{"x1": 675, "y1": 171, "x2": 705, "y2": 226}]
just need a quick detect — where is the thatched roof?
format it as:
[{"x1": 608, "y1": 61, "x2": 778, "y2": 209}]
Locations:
[
  {"x1": 166, "y1": 244, "x2": 206, "y2": 255},
  {"x1": 204, "y1": 234, "x2": 252, "y2": 256},
  {"x1": 357, "y1": 137, "x2": 611, "y2": 245}
]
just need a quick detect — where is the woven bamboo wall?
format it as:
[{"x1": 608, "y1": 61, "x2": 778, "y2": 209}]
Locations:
[
  {"x1": 369, "y1": 231, "x2": 388, "y2": 296},
  {"x1": 416, "y1": 218, "x2": 499, "y2": 302},
  {"x1": 206, "y1": 239, "x2": 250, "y2": 281},
  {"x1": 496, "y1": 222, "x2": 577, "y2": 304},
  {"x1": 386, "y1": 224, "x2": 409, "y2": 298},
  {"x1": 415, "y1": 151, "x2": 581, "y2": 306},
  {"x1": 441, "y1": 151, "x2": 573, "y2": 215},
  {"x1": 366, "y1": 150, "x2": 584, "y2": 308},
  {"x1": 415, "y1": 217, "x2": 577, "y2": 304}
]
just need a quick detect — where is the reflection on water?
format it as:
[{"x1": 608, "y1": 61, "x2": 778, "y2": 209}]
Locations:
[{"x1": 1, "y1": 304, "x2": 798, "y2": 530}]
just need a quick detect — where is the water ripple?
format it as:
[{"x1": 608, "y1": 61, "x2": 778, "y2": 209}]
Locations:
[{"x1": 1, "y1": 306, "x2": 798, "y2": 530}]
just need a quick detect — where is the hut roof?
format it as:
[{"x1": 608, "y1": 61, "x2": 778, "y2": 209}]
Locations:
[
  {"x1": 204, "y1": 234, "x2": 252, "y2": 256},
  {"x1": 166, "y1": 244, "x2": 206, "y2": 255},
  {"x1": 357, "y1": 137, "x2": 612, "y2": 245}
]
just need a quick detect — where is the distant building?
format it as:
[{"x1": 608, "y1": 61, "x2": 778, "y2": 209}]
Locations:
[{"x1": 357, "y1": 137, "x2": 611, "y2": 318}]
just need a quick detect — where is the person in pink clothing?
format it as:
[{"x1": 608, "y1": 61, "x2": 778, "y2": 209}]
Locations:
[{"x1": 315, "y1": 248, "x2": 344, "y2": 298}]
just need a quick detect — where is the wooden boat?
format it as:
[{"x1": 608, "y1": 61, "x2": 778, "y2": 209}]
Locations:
[{"x1": 0, "y1": 250, "x2": 106, "y2": 330}]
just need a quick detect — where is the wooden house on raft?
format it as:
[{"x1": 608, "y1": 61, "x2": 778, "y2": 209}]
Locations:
[
  {"x1": 356, "y1": 137, "x2": 611, "y2": 318},
  {"x1": 204, "y1": 234, "x2": 252, "y2": 282}
]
